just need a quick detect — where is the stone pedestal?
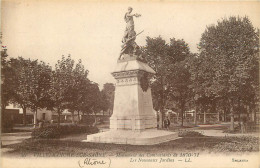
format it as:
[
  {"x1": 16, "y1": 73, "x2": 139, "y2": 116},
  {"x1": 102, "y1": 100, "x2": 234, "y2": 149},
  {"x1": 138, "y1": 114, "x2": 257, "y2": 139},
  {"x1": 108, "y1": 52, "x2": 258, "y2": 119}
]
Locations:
[{"x1": 84, "y1": 55, "x2": 178, "y2": 145}]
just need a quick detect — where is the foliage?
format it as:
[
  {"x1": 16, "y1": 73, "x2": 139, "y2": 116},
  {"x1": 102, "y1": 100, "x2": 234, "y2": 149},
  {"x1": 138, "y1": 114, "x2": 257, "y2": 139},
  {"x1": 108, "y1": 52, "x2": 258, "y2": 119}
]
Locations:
[
  {"x1": 9, "y1": 57, "x2": 52, "y2": 125},
  {"x1": 197, "y1": 16, "x2": 259, "y2": 99},
  {"x1": 142, "y1": 36, "x2": 193, "y2": 126},
  {"x1": 50, "y1": 55, "x2": 75, "y2": 124},
  {"x1": 12, "y1": 58, "x2": 52, "y2": 126},
  {"x1": 1, "y1": 49, "x2": 16, "y2": 131},
  {"x1": 213, "y1": 136, "x2": 259, "y2": 152},
  {"x1": 101, "y1": 83, "x2": 115, "y2": 114},
  {"x1": 1, "y1": 49, "x2": 17, "y2": 110},
  {"x1": 50, "y1": 55, "x2": 104, "y2": 124},
  {"x1": 31, "y1": 124, "x2": 99, "y2": 139},
  {"x1": 142, "y1": 37, "x2": 169, "y2": 112},
  {"x1": 50, "y1": 55, "x2": 91, "y2": 124},
  {"x1": 2, "y1": 16, "x2": 259, "y2": 131},
  {"x1": 178, "y1": 130, "x2": 204, "y2": 137},
  {"x1": 190, "y1": 16, "x2": 259, "y2": 128},
  {"x1": 66, "y1": 59, "x2": 89, "y2": 111},
  {"x1": 87, "y1": 83, "x2": 105, "y2": 115},
  {"x1": 28, "y1": 61, "x2": 52, "y2": 110}
]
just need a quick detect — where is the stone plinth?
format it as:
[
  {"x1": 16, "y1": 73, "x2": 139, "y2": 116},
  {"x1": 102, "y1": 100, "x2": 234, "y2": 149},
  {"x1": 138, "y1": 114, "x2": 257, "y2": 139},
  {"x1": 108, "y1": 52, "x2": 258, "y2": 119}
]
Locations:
[
  {"x1": 84, "y1": 55, "x2": 178, "y2": 145},
  {"x1": 110, "y1": 58, "x2": 157, "y2": 130},
  {"x1": 84, "y1": 129, "x2": 178, "y2": 145}
]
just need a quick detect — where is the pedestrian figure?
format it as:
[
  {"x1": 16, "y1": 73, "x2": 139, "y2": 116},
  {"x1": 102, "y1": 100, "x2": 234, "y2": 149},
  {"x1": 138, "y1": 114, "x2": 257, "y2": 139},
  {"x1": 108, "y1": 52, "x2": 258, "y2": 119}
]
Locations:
[
  {"x1": 164, "y1": 117, "x2": 171, "y2": 130},
  {"x1": 39, "y1": 120, "x2": 44, "y2": 128}
]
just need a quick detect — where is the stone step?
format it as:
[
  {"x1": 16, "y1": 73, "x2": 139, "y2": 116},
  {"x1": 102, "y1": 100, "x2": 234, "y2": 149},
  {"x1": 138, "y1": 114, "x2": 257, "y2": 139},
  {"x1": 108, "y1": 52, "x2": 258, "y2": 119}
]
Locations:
[{"x1": 83, "y1": 129, "x2": 179, "y2": 145}]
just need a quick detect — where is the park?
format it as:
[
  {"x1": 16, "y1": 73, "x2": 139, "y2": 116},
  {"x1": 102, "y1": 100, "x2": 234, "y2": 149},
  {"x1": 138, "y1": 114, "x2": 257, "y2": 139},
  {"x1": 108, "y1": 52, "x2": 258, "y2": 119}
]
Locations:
[{"x1": 1, "y1": 2, "x2": 259, "y2": 168}]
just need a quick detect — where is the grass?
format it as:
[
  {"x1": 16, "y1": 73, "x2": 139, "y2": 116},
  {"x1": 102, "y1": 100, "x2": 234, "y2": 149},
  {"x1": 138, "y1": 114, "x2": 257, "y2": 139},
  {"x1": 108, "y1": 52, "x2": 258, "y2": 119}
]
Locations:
[{"x1": 2, "y1": 131, "x2": 259, "y2": 157}]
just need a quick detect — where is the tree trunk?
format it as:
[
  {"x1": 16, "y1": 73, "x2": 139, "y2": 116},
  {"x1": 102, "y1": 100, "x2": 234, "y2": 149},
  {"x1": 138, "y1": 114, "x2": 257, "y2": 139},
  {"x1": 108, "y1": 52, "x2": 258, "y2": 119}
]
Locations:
[
  {"x1": 22, "y1": 107, "x2": 27, "y2": 126},
  {"x1": 93, "y1": 109, "x2": 97, "y2": 126},
  {"x1": 203, "y1": 106, "x2": 206, "y2": 124},
  {"x1": 77, "y1": 110, "x2": 80, "y2": 123},
  {"x1": 238, "y1": 99, "x2": 243, "y2": 133},
  {"x1": 238, "y1": 98, "x2": 241, "y2": 123},
  {"x1": 181, "y1": 111, "x2": 184, "y2": 127},
  {"x1": 223, "y1": 107, "x2": 226, "y2": 122},
  {"x1": 156, "y1": 111, "x2": 159, "y2": 129},
  {"x1": 161, "y1": 107, "x2": 164, "y2": 128},
  {"x1": 230, "y1": 105, "x2": 234, "y2": 131},
  {"x1": 194, "y1": 104, "x2": 197, "y2": 125},
  {"x1": 33, "y1": 108, "x2": 37, "y2": 128},
  {"x1": 251, "y1": 105, "x2": 256, "y2": 124},
  {"x1": 217, "y1": 110, "x2": 220, "y2": 122},
  {"x1": 181, "y1": 102, "x2": 185, "y2": 127},
  {"x1": 71, "y1": 111, "x2": 75, "y2": 124},
  {"x1": 230, "y1": 113, "x2": 234, "y2": 131},
  {"x1": 160, "y1": 76, "x2": 165, "y2": 128},
  {"x1": 57, "y1": 108, "x2": 61, "y2": 126},
  {"x1": 223, "y1": 99, "x2": 228, "y2": 122},
  {"x1": 82, "y1": 111, "x2": 85, "y2": 124},
  {"x1": 221, "y1": 110, "x2": 224, "y2": 122},
  {"x1": 1, "y1": 104, "x2": 6, "y2": 130},
  {"x1": 211, "y1": 101, "x2": 217, "y2": 123}
]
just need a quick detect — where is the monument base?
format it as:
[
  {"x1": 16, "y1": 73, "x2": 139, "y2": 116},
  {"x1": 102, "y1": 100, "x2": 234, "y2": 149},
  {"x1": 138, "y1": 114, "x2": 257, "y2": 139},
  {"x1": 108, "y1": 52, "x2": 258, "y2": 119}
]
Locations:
[{"x1": 83, "y1": 129, "x2": 179, "y2": 145}]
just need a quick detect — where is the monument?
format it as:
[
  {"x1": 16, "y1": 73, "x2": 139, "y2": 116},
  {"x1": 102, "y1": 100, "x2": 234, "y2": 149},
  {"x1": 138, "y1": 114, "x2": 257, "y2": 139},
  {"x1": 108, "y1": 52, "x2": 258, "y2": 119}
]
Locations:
[{"x1": 84, "y1": 7, "x2": 178, "y2": 145}]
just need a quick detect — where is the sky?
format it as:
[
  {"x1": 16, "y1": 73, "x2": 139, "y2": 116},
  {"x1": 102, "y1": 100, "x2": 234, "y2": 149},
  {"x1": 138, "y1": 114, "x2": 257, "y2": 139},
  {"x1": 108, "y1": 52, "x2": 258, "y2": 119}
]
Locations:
[{"x1": 2, "y1": 0, "x2": 260, "y2": 89}]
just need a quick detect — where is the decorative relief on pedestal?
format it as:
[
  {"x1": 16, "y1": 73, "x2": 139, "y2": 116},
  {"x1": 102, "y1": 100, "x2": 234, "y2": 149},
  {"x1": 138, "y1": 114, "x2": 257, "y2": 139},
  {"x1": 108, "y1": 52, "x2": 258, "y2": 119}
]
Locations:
[
  {"x1": 112, "y1": 70, "x2": 143, "y2": 79},
  {"x1": 116, "y1": 77, "x2": 138, "y2": 86},
  {"x1": 113, "y1": 70, "x2": 153, "y2": 87}
]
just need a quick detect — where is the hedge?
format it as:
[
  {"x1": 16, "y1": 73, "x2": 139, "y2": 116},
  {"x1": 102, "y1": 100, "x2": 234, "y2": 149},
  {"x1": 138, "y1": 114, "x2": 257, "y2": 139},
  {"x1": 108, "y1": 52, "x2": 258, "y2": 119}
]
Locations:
[
  {"x1": 31, "y1": 124, "x2": 99, "y2": 139},
  {"x1": 178, "y1": 130, "x2": 204, "y2": 137}
]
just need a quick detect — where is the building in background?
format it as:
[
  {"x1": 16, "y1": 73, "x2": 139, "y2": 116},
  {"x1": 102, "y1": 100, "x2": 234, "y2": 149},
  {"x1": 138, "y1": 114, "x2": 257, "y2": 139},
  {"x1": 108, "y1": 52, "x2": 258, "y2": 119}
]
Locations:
[{"x1": 5, "y1": 104, "x2": 53, "y2": 125}]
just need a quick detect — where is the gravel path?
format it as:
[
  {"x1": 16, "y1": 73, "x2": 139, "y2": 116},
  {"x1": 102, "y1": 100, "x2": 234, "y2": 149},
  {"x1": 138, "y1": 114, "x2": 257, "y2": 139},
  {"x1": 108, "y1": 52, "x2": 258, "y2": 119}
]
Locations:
[{"x1": 1, "y1": 132, "x2": 31, "y2": 146}]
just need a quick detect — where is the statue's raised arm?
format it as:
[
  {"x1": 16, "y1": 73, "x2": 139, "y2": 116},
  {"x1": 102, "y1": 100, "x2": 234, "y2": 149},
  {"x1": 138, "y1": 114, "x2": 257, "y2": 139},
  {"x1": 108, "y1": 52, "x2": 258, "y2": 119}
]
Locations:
[
  {"x1": 118, "y1": 7, "x2": 143, "y2": 60},
  {"x1": 125, "y1": 13, "x2": 141, "y2": 18}
]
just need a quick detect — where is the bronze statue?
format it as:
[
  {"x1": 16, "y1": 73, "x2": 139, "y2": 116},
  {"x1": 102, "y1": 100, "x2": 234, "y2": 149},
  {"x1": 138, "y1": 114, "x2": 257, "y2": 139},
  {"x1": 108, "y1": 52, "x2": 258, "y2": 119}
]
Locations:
[{"x1": 118, "y1": 7, "x2": 143, "y2": 60}]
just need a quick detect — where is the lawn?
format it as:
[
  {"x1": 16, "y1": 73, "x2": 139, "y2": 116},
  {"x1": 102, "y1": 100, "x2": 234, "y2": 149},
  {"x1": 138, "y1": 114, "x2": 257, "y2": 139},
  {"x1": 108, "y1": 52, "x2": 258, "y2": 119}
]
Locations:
[{"x1": 2, "y1": 131, "x2": 259, "y2": 157}]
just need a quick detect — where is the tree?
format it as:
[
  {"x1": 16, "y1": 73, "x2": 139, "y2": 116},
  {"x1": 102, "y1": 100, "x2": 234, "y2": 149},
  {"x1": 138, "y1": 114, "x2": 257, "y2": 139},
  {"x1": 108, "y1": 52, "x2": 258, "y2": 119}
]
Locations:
[
  {"x1": 66, "y1": 59, "x2": 90, "y2": 123},
  {"x1": 76, "y1": 82, "x2": 100, "y2": 124},
  {"x1": 1, "y1": 48, "x2": 14, "y2": 111},
  {"x1": 1, "y1": 50, "x2": 52, "y2": 128},
  {"x1": 142, "y1": 37, "x2": 170, "y2": 127},
  {"x1": 51, "y1": 55, "x2": 96, "y2": 125},
  {"x1": 101, "y1": 83, "x2": 115, "y2": 116},
  {"x1": 1, "y1": 48, "x2": 17, "y2": 131},
  {"x1": 50, "y1": 55, "x2": 75, "y2": 125},
  {"x1": 168, "y1": 59, "x2": 193, "y2": 126},
  {"x1": 10, "y1": 57, "x2": 33, "y2": 125},
  {"x1": 142, "y1": 36, "x2": 193, "y2": 127},
  {"x1": 86, "y1": 83, "x2": 103, "y2": 125},
  {"x1": 195, "y1": 16, "x2": 259, "y2": 130},
  {"x1": 26, "y1": 60, "x2": 52, "y2": 128},
  {"x1": 189, "y1": 53, "x2": 217, "y2": 124},
  {"x1": 166, "y1": 38, "x2": 193, "y2": 126}
]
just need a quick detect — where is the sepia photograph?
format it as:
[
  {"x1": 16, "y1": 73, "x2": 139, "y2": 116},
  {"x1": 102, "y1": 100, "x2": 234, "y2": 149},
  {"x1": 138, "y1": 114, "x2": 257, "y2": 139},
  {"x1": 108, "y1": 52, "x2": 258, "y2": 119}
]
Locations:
[{"x1": 1, "y1": 0, "x2": 260, "y2": 168}]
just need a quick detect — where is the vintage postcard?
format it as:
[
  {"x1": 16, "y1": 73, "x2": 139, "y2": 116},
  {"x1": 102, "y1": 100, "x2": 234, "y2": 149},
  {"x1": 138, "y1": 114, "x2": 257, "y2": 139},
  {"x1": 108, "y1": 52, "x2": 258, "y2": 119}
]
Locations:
[{"x1": 1, "y1": 0, "x2": 260, "y2": 168}]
